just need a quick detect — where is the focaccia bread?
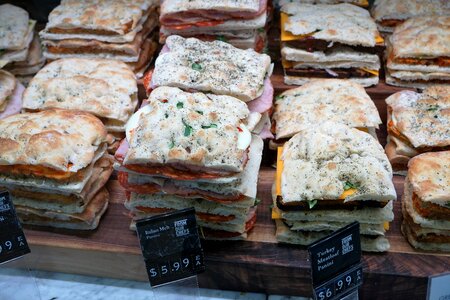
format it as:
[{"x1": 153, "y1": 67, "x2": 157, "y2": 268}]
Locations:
[
  {"x1": 44, "y1": 0, "x2": 156, "y2": 36},
  {"x1": 0, "y1": 109, "x2": 108, "y2": 173},
  {"x1": 389, "y1": 16, "x2": 450, "y2": 59},
  {"x1": 23, "y1": 58, "x2": 138, "y2": 132},
  {"x1": 0, "y1": 70, "x2": 16, "y2": 111},
  {"x1": 273, "y1": 79, "x2": 381, "y2": 139},
  {"x1": 123, "y1": 86, "x2": 251, "y2": 173},
  {"x1": 280, "y1": 122, "x2": 396, "y2": 204},
  {"x1": 152, "y1": 35, "x2": 272, "y2": 102},
  {"x1": 0, "y1": 4, "x2": 30, "y2": 50},
  {"x1": 408, "y1": 151, "x2": 450, "y2": 206},
  {"x1": 386, "y1": 86, "x2": 450, "y2": 149},
  {"x1": 280, "y1": 3, "x2": 379, "y2": 47},
  {"x1": 161, "y1": 0, "x2": 262, "y2": 14}
]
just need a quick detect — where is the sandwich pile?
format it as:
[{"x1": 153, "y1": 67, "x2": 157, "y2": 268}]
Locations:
[
  {"x1": 0, "y1": 4, "x2": 45, "y2": 85},
  {"x1": 144, "y1": 35, "x2": 274, "y2": 139},
  {"x1": 385, "y1": 86, "x2": 450, "y2": 175},
  {"x1": 22, "y1": 58, "x2": 139, "y2": 152},
  {"x1": 0, "y1": 70, "x2": 24, "y2": 120},
  {"x1": 402, "y1": 151, "x2": 450, "y2": 252},
  {"x1": 280, "y1": 3, "x2": 383, "y2": 87},
  {"x1": 0, "y1": 109, "x2": 113, "y2": 230},
  {"x1": 271, "y1": 79, "x2": 381, "y2": 149},
  {"x1": 371, "y1": 0, "x2": 449, "y2": 35},
  {"x1": 159, "y1": 0, "x2": 270, "y2": 53},
  {"x1": 272, "y1": 122, "x2": 397, "y2": 252},
  {"x1": 385, "y1": 16, "x2": 450, "y2": 88},
  {"x1": 39, "y1": 0, "x2": 159, "y2": 78},
  {"x1": 115, "y1": 86, "x2": 264, "y2": 240}
]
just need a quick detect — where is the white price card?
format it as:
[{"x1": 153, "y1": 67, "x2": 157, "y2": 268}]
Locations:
[{"x1": 428, "y1": 273, "x2": 450, "y2": 300}]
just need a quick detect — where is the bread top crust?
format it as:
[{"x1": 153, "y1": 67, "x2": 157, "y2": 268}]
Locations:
[
  {"x1": 161, "y1": 0, "x2": 261, "y2": 15},
  {"x1": 0, "y1": 4, "x2": 29, "y2": 50},
  {"x1": 372, "y1": 0, "x2": 449, "y2": 22},
  {"x1": 0, "y1": 70, "x2": 16, "y2": 109}
]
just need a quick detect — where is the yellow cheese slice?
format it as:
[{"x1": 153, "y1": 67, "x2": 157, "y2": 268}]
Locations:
[
  {"x1": 282, "y1": 59, "x2": 294, "y2": 69},
  {"x1": 359, "y1": 68, "x2": 379, "y2": 76},
  {"x1": 276, "y1": 147, "x2": 284, "y2": 197},
  {"x1": 280, "y1": 13, "x2": 318, "y2": 42},
  {"x1": 384, "y1": 222, "x2": 390, "y2": 231},
  {"x1": 375, "y1": 33, "x2": 384, "y2": 45},
  {"x1": 356, "y1": 127, "x2": 369, "y2": 133},
  {"x1": 339, "y1": 188, "x2": 357, "y2": 200},
  {"x1": 272, "y1": 207, "x2": 282, "y2": 219}
]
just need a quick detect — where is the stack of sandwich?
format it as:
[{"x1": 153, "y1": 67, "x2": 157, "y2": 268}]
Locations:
[
  {"x1": 271, "y1": 79, "x2": 381, "y2": 149},
  {"x1": 402, "y1": 151, "x2": 450, "y2": 252},
  {"x1": 22, "y1": 58, "x2": 138, "y2": 152},
  {"x1": 115, "y1": 86, "x2": 264, "y2": 239},
  {"x1": 386, "y1": 16, "x2": 450, "y2": 88},
  {"x1": 277, "y1": 0, "x2": 369, "y2": 8},
  {"x1": 159, "y1": 0, "x2": 270, "y2": 53},
  {"x1": 385, "y1": 86, "x2": 450, "y2": 175},
  {"x1": 280, "y1": 3, "x2": 384, "y2": 87},
  {"x1": 0, "y1": 109, "x2": 113, "y2": 230},
  {"x1": 0, "y1": 70, "x2": 24, "y2": 119},
  {"x1": 0, "y1": 4, "x2": 45, "y2": 85},
  {"x1": 39, "y1": 0, "x2": 159, "y2": 78},
  {"x1": 372, "y1": 0, "x2": 449, "y2": 35},
  {"x1": 272, "y1": 122, "x2": 397, "y2": 252},
  {"x1": 145, "y1": 35, "x2": 274, "y2": 138}
]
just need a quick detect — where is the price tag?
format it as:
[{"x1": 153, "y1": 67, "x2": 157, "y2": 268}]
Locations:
[
  {"x1": 427, "y1": 273, "x2": 450, "y2": 300},
  {"x1": 136, "y1": 207, "x2": 205, "y2": 287},
  {"x1": 308, "y1": 222, "x2": 362, "y2": 300},
  {"x1": 0, "y1": 191, "x2": 30, "y2": 264}
]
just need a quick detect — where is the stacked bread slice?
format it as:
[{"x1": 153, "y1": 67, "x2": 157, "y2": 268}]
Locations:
[
  {"x1": 0, "y1": 70, "x2": 24, "y2": 119},
  {"x1": 159, "y1": 0, "x2": 270, "y2": 52},
  {"x1": 115, "y1": 86, "x2": 263, "y2": 239},
  {"x1": 0, "y1": 4, "x2": 45, "y2": 85},
  {"x1": 22, "y1": 58, "x2": 139, "y2": 152},
  {"x1": 402, "y1": 151, "x2": 450, "y2": 252},
  {"x1": 0, "y1": 109, "x2": 113, "y2": 230},
  {"x1": 280, "y1": 3, "x2": 383, "y2": 87},
  {"x1": 272, "y1": 122, "x2": 397, "y2": 252},
  {"x1": 385, "y1": 16, "x2": 450, "y2": 88},
  {"x1": 39, "y1": 0, "x2": 159, "y2": 78}
]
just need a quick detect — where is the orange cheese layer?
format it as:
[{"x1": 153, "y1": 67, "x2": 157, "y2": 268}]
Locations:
[{"x1": 0, "y1": 164, "x2": 75, "y2": 180}]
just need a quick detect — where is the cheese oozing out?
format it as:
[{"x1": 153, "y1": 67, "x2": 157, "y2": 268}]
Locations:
[{"x1": 237, "y1": 124, "x2": 251, "y2": 150}]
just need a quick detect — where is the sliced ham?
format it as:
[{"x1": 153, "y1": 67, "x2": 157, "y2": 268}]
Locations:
[
  {"x1": 259, "y1": 122, "x2": 274, "y2": 139},
  {"x1": 247, "y1": 77, "x2": 273, "y2": 114},
  {"x1": 161, "y1": 0, "x2": 267, "y2": 26},
  {"x1": 114, "y1": 139, "x2": 129, "y2": 164},
  {"x1": 200, "y1": 208, "x2": 257, "y2": 239},
  {"x1": 0, "y1": 81, "x2": 24, "y2": 120}
]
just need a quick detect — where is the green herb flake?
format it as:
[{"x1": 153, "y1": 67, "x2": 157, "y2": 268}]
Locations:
[
  {"x1": 201, "y1": 124, "x2": 218, "y2": 129},
  {"x1": 165, "y1": 112, "x2": 169, "y2": 118},
  {"x1": 308, "y1": 200, "x2": 318, "y2": 209},
  {"x1": 426, "y1": 104, "x2": 439, "y2": 112},
  {"x1": 191, "y1": 62, "x2": 202, "y2": 71},
  {"x1": 182, "y1": 119, "x2": 193, "y2": 137},
  {"x1": 257, "y1": 28, "x2": 265, "y2": 33},
  {"x1": 216, "y1": 35, "x2": 228, "y2": 42},
  {"x1": 343, "y1": 181, "x2": 358, "y2": 190},
  {"x1": 168, "y1": 139, "x2": 175, "y2": 149},
  {"x1": 254, "y1": 199, "x2": 261, "y2": 206},
  {"x1": 446, "y1": 201, "x2": 450, "y2": 208},
  {"x1": 176, "y1": 102, "x2": 184, "y2": 109},
  {"x1": 196, "y1": 110, "x2": 203, "y2": 115},
  {"x1": 275, "y1": 95, "x2": 285, "y2": 100}
]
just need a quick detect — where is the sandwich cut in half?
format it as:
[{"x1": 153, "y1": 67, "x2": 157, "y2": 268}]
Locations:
[
  {"x1": 402, "y1": 151, "x2": 450, "y2": 252},
  {"x1": 280, "y1": 3, "x2": 383, "y2": 87},
  {"x1": 22, "y1": 58, "x2": 138, "y2": 151},
  {"x1": 145, "y1": 35, "x2": 274, "y2": 138},
  {"x1": 0, "y1": 109, "x2": 113, "y2": 230},
  {"x1": 385, "y1": 86, "x2": 450, "y2": 175},
  {"x1": 39, "y1": 0, "x2": 159, "y2": 78},
  {"x1": 0, "y1": 70, "x2": 24, "y2": 119},
  {"x1": 115, "y1": 86, "x2": 264, "y2": 239},
  {"x1": 159, "y1": 0, "x2": 270, "y2": 52},
  {"x1": 385, "y1": 16, "x2": 450, "y2": 88},
  {"x1": 272, "y1": 122, "x2": 397, "y2": 252},
  {"x1": 271, "y1": 79, "x2": 381, "y2": 149},
  {"x1": 371, "y1": 0, "x2": 449, "y2": 35}
]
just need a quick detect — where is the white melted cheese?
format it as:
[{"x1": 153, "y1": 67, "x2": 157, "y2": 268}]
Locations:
[
  {"x1": 237, "y1": 124, "x2": 252, "y2": 150},
  {"x1": 125, "y1": 104, "x2": 152, "y2": 141}
]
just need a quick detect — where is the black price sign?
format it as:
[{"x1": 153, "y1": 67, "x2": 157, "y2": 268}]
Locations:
[
  {"x1": 0, "y1": 191, "x2": 30, "y2": 264},
  {"x1": 308, "y1": 222, "x2": 362, "y2": 300},
  {"x1": 136, "y1": 208, "x2": 205, "y2": 287}
]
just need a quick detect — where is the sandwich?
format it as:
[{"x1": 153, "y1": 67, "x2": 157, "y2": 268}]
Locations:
[
  {"x1": 272, "y1": 122, "x2": 397, "y2": 252},
  {"x1": 372, "y1": 0, "x2": 449, "y2": 34},
  {"x1": 280, "y1": 3, "x2": 383, "y2": 87},
  {"x1": 0, "y1": 70, "x2": 24, "y2": 120},
  {"x1": 402, "y1": 151, "x2": 450, "y2": 252},
  {"x1": 278, "y1": 0, "x2": 369, "y2": 7},
  {"x1": 0, "y1": 109, "x2": 113, "y2": 230},
  {"x1": 385, "y1": 86, "x2": 450, "y2": 175},
  {"x1": 159, "y1": 0, "x2": 269, "y2": 52},
  {"x1": 145, "y1": 35, "x2": 274, "y2": 138},
  {"x1": 39, "y1": 0, "x2": 159, "y2": 78},
  {"x1": 22, "y1": 58, "x2": 138, "y2": 151},
  {"x1": 271, "y1": 79, "x2": 381, "y2": 148},
  {"x1": 115, "y1": 86, "x2": 264, "y2": 239},
  {"x1": 385, "y1": 16, "x2": 450, "y2": 88}
]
